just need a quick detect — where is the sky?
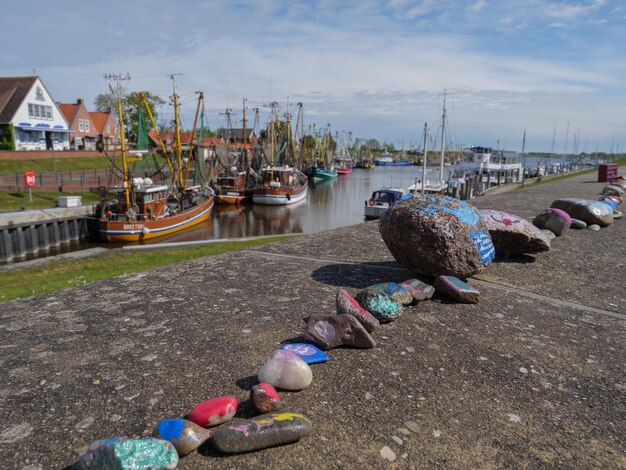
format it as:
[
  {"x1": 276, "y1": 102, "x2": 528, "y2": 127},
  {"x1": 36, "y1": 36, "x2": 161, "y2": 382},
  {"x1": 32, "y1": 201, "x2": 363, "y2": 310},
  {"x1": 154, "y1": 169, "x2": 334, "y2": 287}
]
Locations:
[{"x1": 2, "y1": 0, "x2": 625, "y2": 153}]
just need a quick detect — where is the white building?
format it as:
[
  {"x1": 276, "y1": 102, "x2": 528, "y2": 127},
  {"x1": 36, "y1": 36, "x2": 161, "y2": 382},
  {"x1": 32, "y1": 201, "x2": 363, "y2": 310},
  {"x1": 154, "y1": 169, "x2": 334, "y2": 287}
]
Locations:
[{"x1": 0, "y1": 76, "x2": 70, "y2": 151}]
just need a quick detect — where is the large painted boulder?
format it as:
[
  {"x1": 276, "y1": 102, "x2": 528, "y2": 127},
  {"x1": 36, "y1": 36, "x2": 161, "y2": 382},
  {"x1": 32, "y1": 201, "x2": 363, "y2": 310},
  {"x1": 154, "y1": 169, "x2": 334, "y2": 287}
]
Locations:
[
  {"x1": 379, "y1": 194, "x2": 495, "y2": 278},
  {"x1": 479, "y1": 209, "x2": 551, "y2": 257},
  {"x1": 550, "y1": 198, "x2": 613, "y2": 227}
]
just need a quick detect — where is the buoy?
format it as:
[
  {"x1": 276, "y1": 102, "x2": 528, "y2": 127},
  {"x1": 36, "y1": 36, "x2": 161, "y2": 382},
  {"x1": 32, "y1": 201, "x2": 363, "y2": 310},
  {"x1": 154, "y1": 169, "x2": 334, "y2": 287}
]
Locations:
[
  {"x1": 369, "y1": 198, "x2": 376, "y2": 206},
  {"x1": 142, "y1": 227, "x2": 151, "y2": 235}
]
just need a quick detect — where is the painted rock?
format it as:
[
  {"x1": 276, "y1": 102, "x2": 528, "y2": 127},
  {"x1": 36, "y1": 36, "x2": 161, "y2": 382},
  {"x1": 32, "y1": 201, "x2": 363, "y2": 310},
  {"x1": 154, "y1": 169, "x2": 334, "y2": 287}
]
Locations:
[
  {"x1": 532, "y1": 208, "x2": 571, "y2": 237},
  {"x1": 211, "y1": 412, "x2": 312, "y2": 454},
  {"x1": 550, "y1": 198, "x2": 613, "y2": 227},
  {"x1": 479, "y1": 209, "x2": 551, "y2": 256},
  {"x1": 303, "y1": 314, "x2": 376, "y2": 350},
  {"x1": 153, "y1": 418, "x2": 211, "y2": 456},
  {"x1": 599, "y1": 198, "x2": 619, "y2": 211},
  {"x1": 187, "y1": 396, "x2": 238, "y2": 427},
  {"x1": 400, "y1": 279, "x2": 435, "y2": 301},
  {"x1": 355, "y1": 291, "x2": 403, "y2": 323},
  {"x1": 250, "y1": 383, "x2": 283, "y2": 414},
  {"x1": 336, "y1": 288, "x2": 380, "y2": 332},
  {"x1": 434, "y1": 275, "x2": 480, "y2": 304},
  {"x1": 587, "y1": 224, "x2": 601, "y2": 231},
  {"x1": 570, "y1": 218, "x2": 587, "y2": 229},
  {"x1": 281, "y1": 343, "x2": 329, "y2": 364},
  {"x1": 542, "y1": 229, "x2": 556, "y2": 240},
  {"x1": 613, "y1": 210, "x2": 622, "y2": 219},
  {"x1": 258, "y1": 350, "x2": 312, "y2": 391},
  {"x1": 70, "y1": 438, "x2": 178, "y2": 469},
  {"x1": 379, "y1": 193, "x2": 495, "y2": 278},
  {"x1": 601, "y1": 184, "x2": 624, "y2": 197},
  {"x1": 358, "y1": 282, "x2": 414, "y2": 305},
  {"x1": 603, "y1": 195, "x2": 622, "y2": 205}
]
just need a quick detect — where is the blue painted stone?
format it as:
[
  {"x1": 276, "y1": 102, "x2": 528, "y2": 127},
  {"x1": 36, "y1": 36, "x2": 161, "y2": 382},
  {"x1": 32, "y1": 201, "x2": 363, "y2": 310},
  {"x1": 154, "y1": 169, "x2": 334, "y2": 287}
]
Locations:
[
  {"x1": 434, "y1": 275, "x2": 480, "y2": 304},
  {"x1": 362, "y1": 282, "x2": 413, "y2": 305},
  {"x1": 153, "y1": 418, "x2": 211, "y2": 456},
  {"x1": 281, "y1": 343, "x2": 329, "y2": 364},
  {"x1": 71, "y1": 438, "x2": 178, "y2": 469},
  {"x1": 551, "y1": 198, "x2": 613, "y2": 227}
]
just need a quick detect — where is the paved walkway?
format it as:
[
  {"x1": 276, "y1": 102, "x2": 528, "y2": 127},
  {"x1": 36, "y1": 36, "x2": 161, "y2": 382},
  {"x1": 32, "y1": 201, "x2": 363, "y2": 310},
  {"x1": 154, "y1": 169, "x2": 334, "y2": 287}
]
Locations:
[{"x1": 0, "y1": 171, "x2": 624, "y2": 468}]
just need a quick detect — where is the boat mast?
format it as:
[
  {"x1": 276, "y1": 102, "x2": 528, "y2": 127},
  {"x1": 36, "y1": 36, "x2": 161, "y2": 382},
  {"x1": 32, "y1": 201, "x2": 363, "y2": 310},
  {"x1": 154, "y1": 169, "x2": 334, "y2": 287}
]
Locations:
[
  {"x1": 421, "y1": 122, "x2": 428, "y2": 193},
  {"x1": 116, "y1": 94, "x2": 131, "y2": 210},
  {"x1": 183, "y1": 91, "x2": 204, "y2": 187},
  {"x1": 171, "y1": 74, "x2": 184, "y2": 191},
  {"x1": 242, "y1": 97, "x2": 248, "y2": 168},
  {"x1": 440, "y1": 89, "x2": 446, "y2": 186}
]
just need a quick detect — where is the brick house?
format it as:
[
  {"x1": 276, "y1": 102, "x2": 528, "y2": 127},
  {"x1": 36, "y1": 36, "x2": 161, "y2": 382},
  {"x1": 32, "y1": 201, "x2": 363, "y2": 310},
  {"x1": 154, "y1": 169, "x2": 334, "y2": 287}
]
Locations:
[
  {"x1": 89, "y1": 111, "x2": 118, "y2": 151},
  {"x1": 58, "y1": 99, "x2": 98, "y2": 150}
]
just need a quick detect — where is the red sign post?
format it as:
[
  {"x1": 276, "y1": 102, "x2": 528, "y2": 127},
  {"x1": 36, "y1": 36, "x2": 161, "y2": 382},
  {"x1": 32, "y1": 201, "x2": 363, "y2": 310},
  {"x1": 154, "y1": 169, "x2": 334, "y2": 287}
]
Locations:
[{"x1": 24, "y1": 171, "x2": 36, "y2": 202}]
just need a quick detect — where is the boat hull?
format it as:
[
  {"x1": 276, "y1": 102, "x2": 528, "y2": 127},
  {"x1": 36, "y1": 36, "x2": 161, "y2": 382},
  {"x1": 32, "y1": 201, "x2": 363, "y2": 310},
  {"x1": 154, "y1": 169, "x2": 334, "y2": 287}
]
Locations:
[
  {"x1": 305, "y1": 167, "x2": 337, "y2": 181},
  {"x1": 374, "y1": 159, "x2": 412, "y2": 166},
  {"x1": 99, "y1": 197, "x2": 214, "y2": 242},
  {"x1": 216, "y1": 192, "x2": 250, "y2": 205},
  {"x1": 336, "y1": 168, "x2": 352, "y2": 175},
  {"x1": 252, "y1": 185, "x2": 308, "y2": 205}
]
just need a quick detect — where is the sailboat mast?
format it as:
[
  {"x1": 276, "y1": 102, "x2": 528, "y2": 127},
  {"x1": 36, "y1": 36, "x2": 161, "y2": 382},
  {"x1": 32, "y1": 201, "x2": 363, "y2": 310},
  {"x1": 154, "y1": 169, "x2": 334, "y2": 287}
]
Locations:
[
  {"x1": 242, "y1": 97, "x2": 248, "y2": 167},
  {"x1": 440, "y1": 89, "x2": 446, "y2": 185},
  {"x1": 422, "y1": 122, "x2": 428, "y2": 193}
]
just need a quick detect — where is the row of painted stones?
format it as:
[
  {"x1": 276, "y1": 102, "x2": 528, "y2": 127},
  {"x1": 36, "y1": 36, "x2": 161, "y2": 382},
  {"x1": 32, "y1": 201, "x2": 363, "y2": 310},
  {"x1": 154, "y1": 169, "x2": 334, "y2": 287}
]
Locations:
[{"x1": 70, "y1": 277, "x2": 479, "y2": 468}]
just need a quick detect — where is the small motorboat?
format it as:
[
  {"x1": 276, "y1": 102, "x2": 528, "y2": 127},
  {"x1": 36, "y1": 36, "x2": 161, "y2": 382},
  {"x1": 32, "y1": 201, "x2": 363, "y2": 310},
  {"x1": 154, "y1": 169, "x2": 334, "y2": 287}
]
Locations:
[{"x1": 363, "y1": 188, "x2": 407, "y2": 219}]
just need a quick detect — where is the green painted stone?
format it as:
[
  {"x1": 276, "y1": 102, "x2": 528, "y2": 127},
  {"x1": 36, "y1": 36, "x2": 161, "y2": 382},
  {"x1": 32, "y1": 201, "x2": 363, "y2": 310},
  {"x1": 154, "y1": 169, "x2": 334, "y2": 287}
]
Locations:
[{"x1": 70, "y1": 438, "x2": 179, "y2": 469}]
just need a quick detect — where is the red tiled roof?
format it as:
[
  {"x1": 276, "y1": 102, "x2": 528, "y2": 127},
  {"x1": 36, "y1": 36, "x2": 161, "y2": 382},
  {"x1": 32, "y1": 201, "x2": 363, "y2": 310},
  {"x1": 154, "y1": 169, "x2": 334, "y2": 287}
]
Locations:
[
  {"x1": 58, "y1": 103, "x2": 78, "y2": 124},
  {"x1": 89, "y1": 111, "x2": 112, "y2": 133}
]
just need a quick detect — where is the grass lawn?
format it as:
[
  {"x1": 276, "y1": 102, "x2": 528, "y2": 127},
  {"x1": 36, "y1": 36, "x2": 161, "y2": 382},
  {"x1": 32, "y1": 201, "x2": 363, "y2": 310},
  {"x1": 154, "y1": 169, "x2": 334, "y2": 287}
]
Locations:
[
  {"x1": 0, "y1": 154, "x2": 167, "y2": 175},
  {"x1": 0, "y1": 190, "x2": 103, "y2": 212},
  {"x1": 0, "y1": 235, "x2": 293, "y2": 302}
]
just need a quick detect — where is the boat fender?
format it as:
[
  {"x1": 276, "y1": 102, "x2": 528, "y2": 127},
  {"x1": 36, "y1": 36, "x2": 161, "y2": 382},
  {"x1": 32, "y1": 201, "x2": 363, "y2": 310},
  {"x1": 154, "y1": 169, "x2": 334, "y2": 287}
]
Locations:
[
  {"x1": 369, "y1": 198, "x2": 376, "y2": 206},
  {"x1": 142, "y1": 227, "x2": 150, "y2": 235},
  {"x1": 286, "y1": 194, "x2": 291, "y2": 201}
]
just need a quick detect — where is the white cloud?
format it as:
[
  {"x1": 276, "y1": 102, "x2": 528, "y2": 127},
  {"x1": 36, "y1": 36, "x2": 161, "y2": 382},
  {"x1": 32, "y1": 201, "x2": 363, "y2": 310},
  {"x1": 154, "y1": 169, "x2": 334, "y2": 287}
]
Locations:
[{"x1": 468, "y1": 0, "x2": 488, "y2": 13}]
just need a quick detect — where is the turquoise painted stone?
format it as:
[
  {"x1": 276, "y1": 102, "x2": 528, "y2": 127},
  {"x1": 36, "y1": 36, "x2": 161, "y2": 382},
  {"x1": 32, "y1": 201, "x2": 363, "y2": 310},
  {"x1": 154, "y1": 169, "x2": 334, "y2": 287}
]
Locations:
[
  {"x1": 152, "y1": 418, "x2": 211, "y2": 456},
  {"x1": 70, "y1": 438, "x2": 178, "y2": 469},
  {"x1": 570, "y1": 218, "x2": 587, "y2": 229},
  {"x1": 434, "y1": 275, "x2": 480, "y2": 304},
  {"x1": 401, "y1": 279, "x2": 435, "y2": 301},
  {"x1": 211, "y1": 412, "x2": 312, "y2": 454},
  {"x1": 361, "y1": 282, "x2": 414, "y2": 305},
  {"x1": 355, "y1": 291, "x2": 403, "y2": 323}
]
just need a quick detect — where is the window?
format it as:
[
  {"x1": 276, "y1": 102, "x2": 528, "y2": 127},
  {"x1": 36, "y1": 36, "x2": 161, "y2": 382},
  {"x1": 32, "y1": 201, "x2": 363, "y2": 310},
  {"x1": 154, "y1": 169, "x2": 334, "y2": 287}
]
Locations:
[
  {"x1": 78, "y1": 119, "x2": 84, "y2": 132},
  {"x1": 27, "y1": 103, "x2": 53, "y2": 120},
  {"x1": 84, "y1": 120, "x2": 90, "y2": 132}
]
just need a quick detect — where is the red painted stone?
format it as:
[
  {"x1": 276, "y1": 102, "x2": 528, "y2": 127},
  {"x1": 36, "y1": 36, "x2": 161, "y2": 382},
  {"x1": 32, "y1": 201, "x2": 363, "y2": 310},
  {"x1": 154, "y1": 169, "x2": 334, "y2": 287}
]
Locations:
[
  {"x1": 250, "y1": 383, "x2": 283, "y2": 413},
  {"x1": 187, "y1": 396, "x2": 238, "y2": 427}
]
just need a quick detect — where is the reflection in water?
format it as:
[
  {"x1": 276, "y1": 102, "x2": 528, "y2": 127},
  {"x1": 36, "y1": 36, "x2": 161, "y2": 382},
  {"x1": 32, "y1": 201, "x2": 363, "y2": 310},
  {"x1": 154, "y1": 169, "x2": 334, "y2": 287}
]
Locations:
[{"x1": 156, "y1": 166, "x2": 438, "y2": 244}]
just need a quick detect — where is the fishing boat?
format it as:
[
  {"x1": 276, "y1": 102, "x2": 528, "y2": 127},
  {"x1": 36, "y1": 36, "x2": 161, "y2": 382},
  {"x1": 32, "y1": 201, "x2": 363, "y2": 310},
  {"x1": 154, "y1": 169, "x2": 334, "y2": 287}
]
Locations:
[
  {"x1": 335, "y1": 158, "x2": 353, "y2": 174},
  {"x1": 253, "y1": 165, "x2": 308, "y2": 205},
  {"x1": 253, "y1": 102, "x2": 308, "y2": 205},
  {"x1": 212, "y1": 100, "x2": 260, "y2": 204},
  {"x1": 99, "y1": 77, "x2": 214, "y2": 242},
  {"x1": 374, "y1": 150, "x2": 411, "y2": 166},
  {"x1": 303, "y1": 124, "x2": 337, "y2": 182},
  {"x1": 364, "y1": 188, "x2": 407, "y2": 219},
  {"x1": 334, "y1": 134, "x2": 353, "y2": 174}
]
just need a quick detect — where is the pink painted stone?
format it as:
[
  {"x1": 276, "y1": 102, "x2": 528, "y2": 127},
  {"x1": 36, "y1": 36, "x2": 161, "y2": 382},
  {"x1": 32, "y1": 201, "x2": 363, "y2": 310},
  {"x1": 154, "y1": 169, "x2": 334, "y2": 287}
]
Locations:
[
  {"x1": 187, "y1": 396, "x2": 238, "y2": 427},
  {"x1": 336, "y1": 288, "x2": 380, "y2": 332},
  {"x1": 250, "y1": 383, "x2": 283, "y2": 413}
]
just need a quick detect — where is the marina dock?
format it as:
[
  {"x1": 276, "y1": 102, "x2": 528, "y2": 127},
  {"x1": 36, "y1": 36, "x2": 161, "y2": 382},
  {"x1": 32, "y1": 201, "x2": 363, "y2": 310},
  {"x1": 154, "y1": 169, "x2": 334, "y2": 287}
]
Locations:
[{"x1": 0, "y1": 169, "x2": 624, "y2": 468}]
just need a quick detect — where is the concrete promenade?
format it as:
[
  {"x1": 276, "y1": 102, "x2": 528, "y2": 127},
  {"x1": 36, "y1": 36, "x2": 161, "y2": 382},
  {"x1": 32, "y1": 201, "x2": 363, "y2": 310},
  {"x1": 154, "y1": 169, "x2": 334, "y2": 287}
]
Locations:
[{"x1": 0, "y1": 171, "x2": 624, "y2": 468}]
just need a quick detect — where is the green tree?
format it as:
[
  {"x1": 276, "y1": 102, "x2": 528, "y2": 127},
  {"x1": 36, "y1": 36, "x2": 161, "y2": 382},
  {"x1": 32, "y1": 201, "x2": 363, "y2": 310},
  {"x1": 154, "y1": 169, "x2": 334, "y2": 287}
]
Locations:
[
  {"x1": 94, "y1": 91, "x2": 165, "y2": 141},
  {"x1": 0, "y1": 124, "x2": 16, "y2": 150}
]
